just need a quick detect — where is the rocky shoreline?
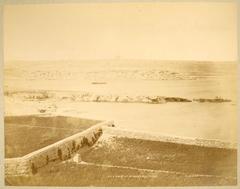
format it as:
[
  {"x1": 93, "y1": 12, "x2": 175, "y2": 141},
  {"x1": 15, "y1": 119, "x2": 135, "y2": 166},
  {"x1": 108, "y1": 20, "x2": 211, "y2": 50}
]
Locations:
[{"x1": 5, "y1": 90, "x2": 232, "y2": 104}]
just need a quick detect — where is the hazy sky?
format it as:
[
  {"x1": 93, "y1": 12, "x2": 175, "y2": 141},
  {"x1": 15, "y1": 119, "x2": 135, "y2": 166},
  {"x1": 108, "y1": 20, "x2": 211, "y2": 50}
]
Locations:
[{"x1": 4, "y1": 2, "x2": 238, "y2": 61}]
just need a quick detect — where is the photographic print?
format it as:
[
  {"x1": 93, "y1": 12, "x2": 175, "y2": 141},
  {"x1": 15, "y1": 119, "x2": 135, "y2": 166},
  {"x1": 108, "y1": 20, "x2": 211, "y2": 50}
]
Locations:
[{"x1": 3, "y1": 1, "x2": 238, "y2": 187}]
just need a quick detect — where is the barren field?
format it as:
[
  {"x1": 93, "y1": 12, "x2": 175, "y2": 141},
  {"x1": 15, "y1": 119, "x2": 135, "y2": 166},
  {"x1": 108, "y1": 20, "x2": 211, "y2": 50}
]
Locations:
[
  {"x1": 5, "y1": 115, "x2": 100, "y2": 158},
  {"x1": 5, "y1": 134, "x2": 237, "y2": 186},
  {"x1": 83, "y1": 135, "x2": 237, "y2": 177}
]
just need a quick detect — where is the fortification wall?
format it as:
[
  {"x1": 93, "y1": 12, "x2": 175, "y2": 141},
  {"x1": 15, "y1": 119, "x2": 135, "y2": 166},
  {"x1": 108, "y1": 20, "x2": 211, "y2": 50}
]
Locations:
[{"x1": 5, "y1": 121, "x2": 114, "y2": 176}]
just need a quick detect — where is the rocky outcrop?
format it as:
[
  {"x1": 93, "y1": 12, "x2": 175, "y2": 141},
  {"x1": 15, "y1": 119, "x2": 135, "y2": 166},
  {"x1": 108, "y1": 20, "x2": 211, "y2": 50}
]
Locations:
[
  {"x1": 60, "y1": 94, "x2": 192, "y2": 104},
  {"x1": 193, "y1": 97, "x2": 231, "y2": 103}
]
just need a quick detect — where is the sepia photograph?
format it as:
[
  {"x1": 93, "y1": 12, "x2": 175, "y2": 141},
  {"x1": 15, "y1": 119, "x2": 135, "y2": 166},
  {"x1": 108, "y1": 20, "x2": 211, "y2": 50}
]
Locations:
[{"x1": 2, "y1": 0, "x2": 239, "y2": 187}]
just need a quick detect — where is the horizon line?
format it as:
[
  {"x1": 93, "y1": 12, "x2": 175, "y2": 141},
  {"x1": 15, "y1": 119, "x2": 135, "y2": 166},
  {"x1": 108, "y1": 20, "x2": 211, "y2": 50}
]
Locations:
[{"x1": 4, "y1": 59, "x2": 238, "y2": 63}]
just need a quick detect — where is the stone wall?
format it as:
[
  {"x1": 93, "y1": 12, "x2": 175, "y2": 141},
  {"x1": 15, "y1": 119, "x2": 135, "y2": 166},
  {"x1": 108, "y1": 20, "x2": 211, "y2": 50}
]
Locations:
[
  {"x1": 5, "y1": 158, "x2": 29, "y2": 176},
  {"x1": 5, "y1": 121, "x2": 114, "y2": 176},
  {"x1": 104, "y1": 127, "x2": 237, "y2": 149}
]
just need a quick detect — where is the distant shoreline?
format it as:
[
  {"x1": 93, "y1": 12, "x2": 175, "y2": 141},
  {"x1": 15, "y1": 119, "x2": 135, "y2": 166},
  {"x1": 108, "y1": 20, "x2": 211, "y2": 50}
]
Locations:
[{"x1": 4, "y1": 90, "x2": 232, "y2": 104}]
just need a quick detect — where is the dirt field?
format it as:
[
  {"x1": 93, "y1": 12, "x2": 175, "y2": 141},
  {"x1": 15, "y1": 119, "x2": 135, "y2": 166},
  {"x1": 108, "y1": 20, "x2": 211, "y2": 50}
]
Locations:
[
  {"x1": 5, "y1": 134, "x2": 237, "y2": 186},
  {"x1": 5, "y1": 115, "x2": 100, "y2": 158},
  {"x1": 83, "y1": 136, "x2": 237, "y2": 177}
]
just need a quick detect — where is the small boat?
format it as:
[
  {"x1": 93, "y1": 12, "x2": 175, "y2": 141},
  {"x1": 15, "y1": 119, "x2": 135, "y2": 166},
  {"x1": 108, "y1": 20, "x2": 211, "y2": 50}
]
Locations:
[{"x1": 91, "y1": 82, "x2": 107, "y2": 85}]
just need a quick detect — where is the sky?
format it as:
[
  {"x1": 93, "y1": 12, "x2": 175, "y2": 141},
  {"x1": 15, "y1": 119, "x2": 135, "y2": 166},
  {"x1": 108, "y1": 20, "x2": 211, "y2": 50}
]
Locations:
[{"x1": 3, "y1": 2, "x2": 238, "y2": 61}]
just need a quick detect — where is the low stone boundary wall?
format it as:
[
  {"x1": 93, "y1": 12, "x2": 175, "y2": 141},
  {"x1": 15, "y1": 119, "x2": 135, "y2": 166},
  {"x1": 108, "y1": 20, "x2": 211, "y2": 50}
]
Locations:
[
  {"x1": 5, "y1": 120, "x2": 114, "y2": 176},
  {"x1": 5, "y1": 158, "x2": 29, "y2": 176},
  {"x1": 103, "y1": 127, "x2": 237, "y2": 149}
]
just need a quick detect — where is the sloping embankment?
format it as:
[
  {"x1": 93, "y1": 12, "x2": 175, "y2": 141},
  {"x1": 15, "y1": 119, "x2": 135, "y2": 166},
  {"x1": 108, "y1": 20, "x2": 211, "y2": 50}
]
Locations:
[{"x1": 102, "y1": 127, "x2": 237, "y2": 149}]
